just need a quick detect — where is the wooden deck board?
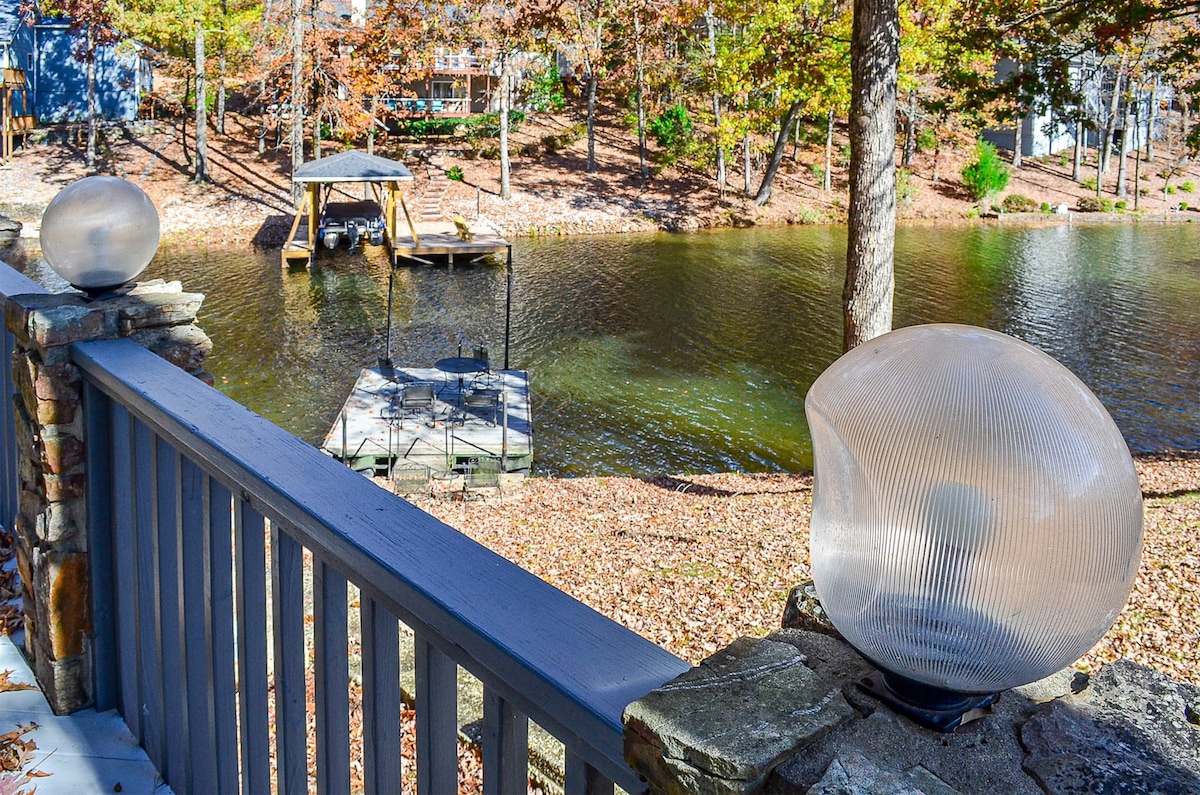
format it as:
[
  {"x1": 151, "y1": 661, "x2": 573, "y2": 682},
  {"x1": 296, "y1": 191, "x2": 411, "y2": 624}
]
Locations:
[{"x1": 320, "y1": 366, "x2": 532, "y2": 475}]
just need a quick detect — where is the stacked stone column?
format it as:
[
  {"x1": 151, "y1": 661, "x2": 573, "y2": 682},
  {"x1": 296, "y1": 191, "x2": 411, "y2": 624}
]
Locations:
[{"x1": 5, "y1": 279, "x2": 211, "y2": 713}]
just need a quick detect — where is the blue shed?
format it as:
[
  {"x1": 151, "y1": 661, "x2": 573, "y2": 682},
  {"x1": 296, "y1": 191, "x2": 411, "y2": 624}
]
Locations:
[{"x1": 0, "y1": 0, "x2": 151, "y2": 124}]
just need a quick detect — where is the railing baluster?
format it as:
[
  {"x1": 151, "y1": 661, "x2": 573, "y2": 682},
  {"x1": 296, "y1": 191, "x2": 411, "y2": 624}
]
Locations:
[
  {"x1": 361, "y1": 596, "x2": 401, "y2": 792},
  {"x1": 180, "y1": 457, "x2": 217, "y2": 793},
  {"x1": 564, "y1": 751, "x2": 615, "y2": 795},
  {"x1": 84, "y1": 381, "x2": 116, "y2": 712},
  {"x1": 415, "y1": 634, "x2": 458, "y2": 794},
  {"x1": 110, "y1": 403, "x2": 139, "y2": 738},
  {"x1": 271, "y1": 527, "x2": 307, "y2": 795},
  {"x1": 483, "y1": 688, "x2": 529, "y2": 795},
  {"x1": 132, "y1": 419, "x2": 164, "y2": 771},
  {"x1": 156, "y1": 439, "x2": 186, "y2": 786},
  {"x1": 234, "y1": 498, "x2": 270, "y2": 794},
  {"x1": 208, "y1": 479, "x2": 238, "y2": 793},
  {"x1": 315, "y1": 557, "x2": 350, "y2": 795}
]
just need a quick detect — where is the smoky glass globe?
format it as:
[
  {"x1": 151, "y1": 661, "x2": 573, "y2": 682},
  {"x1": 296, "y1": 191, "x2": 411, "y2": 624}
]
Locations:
[
  {"x1": 39, "y1": 176, "x2": 160, "y2": 292},
  {"x1": 805, "y1": 324, "x2": 1143, "y2": 696}
]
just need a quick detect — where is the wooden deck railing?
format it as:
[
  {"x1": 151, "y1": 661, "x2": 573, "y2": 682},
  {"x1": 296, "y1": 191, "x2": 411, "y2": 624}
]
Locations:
[{"x1": 66, "y1": 335, "x2": 689, "y2": 794}]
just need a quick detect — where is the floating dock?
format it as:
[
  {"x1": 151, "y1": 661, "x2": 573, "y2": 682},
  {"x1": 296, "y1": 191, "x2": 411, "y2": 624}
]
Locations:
[
  {"x1": 321, "y1": 365, "x2": 532, "y2": 477},
  {"x1": 390, "y1": 219, "x2": 510, "y2": 266}
]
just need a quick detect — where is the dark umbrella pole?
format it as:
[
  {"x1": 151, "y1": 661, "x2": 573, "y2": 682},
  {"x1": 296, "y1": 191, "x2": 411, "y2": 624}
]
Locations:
[{"x1": 504, "y1": 244, "x2": 512, "y2": 369}]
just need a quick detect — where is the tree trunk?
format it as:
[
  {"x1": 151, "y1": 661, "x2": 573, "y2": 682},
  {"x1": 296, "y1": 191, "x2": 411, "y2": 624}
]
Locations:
[
  {"x1": 586, "y1": 71, "x2": 597, "y2": 173},
  {"x1": 499, "y1": 63, "x2": 512, "y2": 200},
  {"x1": 824, "y1": 109, "x2": 834, "y2": 192},
  {"x1": 290, "y1": 0, "x2": 304, "y2": 202},
  {"x1": 1182, "y1": 96, "x2": 1191, "y2": 163},
  {"x1": 932, "y1": 131, "x2": 941, "y2": 184},
  {"x1": 1146, "y1": 75, "x2": 1157, "y2": 163},
  {"x1": 367, "y1": 95, "x2": 376, "y2": 156},
  {"x1": 743, "y1": 135, "x2": 751, "y2": 195},
  {"x1": 1116, "y1": 118, "x2": 1129, "y2": 197},
  {"x1": 704, "y1": 5, "x2": 726, "y2": 190},
  {"x1": 1013, "y1": 111, "x2": 1024, "y2": 168},
  {"x1": 216, "y1": 0, "x2": 227, "y2": 135},
  {"x1": 901, "y1": 91, "x2": 916, "y2": 167},
  {"x1": 1101, "y1": 64, "x2": 1123, "y2": 177},
  {"x1": 844, "y1": 0, "x2": 898, "y2": 352},
  {"x1": 182, "y1": 75, "x2": 191, "y2": 166},
  {"x1": 1073, "y1": 119, "x2": 1083, "y2": 182},
  {"x1": 195, "y1": 23, "x2": 208, "y2": 182},
  {"x1": 1134, "y1": 94, "x2": 1142, "y2": 212},
  {"x1": 755, "y1": 97, "x2": 805, "y2": 205},
  {"x1": 635, "y1": 13, "x2": 647, "y2": 185},
  {"x1": 85, "y1": 26, "x2": 96, "y2": 172}
]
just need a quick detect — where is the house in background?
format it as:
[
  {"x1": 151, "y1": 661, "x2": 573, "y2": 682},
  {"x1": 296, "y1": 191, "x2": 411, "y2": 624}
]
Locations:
[
  {"x1": 379, "y1": 48, "x2": 494, "y2": 118},
  {"x1": 0, "y1": 0, "x2": 151, "y2": 128}
]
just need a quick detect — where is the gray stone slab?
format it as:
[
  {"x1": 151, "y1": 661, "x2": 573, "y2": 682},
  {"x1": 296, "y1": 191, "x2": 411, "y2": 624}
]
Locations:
[
  {"x1": 625, "y1": 636, "x2": 855, "y2": 795},
  {"x1": 805, "y1": 752, "x2": 962, "y2": 795},
  {"x1": 1020, "y1": 659, "x2": 1200, "y2": 795}
]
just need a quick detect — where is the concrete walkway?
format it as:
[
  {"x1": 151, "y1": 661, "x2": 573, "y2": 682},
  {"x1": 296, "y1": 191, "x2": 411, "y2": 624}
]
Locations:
[{"x1": 0, "y1": 635, "x2": 171, "y2": 794}]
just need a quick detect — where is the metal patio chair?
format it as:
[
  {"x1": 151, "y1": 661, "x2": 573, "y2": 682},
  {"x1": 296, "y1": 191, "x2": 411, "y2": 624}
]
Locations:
[
  {"x1": 463, "y1": 455, "x2": 502, "y2": 502},
  {"x1": 390, "y1": 459, "x2": 432, "y2": 499}
]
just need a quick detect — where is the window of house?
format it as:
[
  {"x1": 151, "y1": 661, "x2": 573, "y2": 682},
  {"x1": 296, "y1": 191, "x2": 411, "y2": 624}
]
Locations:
[{"x1": 431, "y1": 79, "x2": 466, "y2": 99}]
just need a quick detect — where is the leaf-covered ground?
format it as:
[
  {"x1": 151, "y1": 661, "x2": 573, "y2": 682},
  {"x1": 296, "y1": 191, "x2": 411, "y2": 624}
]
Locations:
[{"x1": 422, "y1": 454, "x2": 1200, "y2": 685}]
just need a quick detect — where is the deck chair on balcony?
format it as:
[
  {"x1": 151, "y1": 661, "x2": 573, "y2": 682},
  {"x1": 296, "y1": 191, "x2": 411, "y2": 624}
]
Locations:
[
  {"x1": 463, "y1": 455, "x2": 502, "y2": 501},
  {"x1": 391, "y1": 459, "x2": 432, "y2": 499}
]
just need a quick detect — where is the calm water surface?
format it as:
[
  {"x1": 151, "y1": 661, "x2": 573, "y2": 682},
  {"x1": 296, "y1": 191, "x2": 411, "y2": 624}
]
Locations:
[{"x1": 32, "y1": 222, "x2": 1200, "y2": 477}]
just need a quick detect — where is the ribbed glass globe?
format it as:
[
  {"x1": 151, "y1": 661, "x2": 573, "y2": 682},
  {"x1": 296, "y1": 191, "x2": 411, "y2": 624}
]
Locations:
[
  {"x1": 805, "y1": 324, "x2": 1142, "y2": 696},
  {"x1": 39, "y1": 176, "x2": 160, "y2": 292}
]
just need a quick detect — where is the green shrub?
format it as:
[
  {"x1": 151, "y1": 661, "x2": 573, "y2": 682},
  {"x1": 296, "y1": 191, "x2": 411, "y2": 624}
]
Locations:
[
  {"x1": 524, "y1": 66, "x2": 566, "y2": 113},
  {"x1": 1080, "y1": 176, "x2": 1098, "y2": 191},
  {"x1": 961, "y1": 140, "x2": 1010, "y2": 203},
  {"x1": 649, "y1": 104, "x2": 693, "y2": 151},
  {"x1": 1181, "y1": 180, "x2": 1196, "y2": 193},
  {"x1": 915, "y1": 127, "x2": 937, "y2": 153},
  {"x1": 896, "y1": 168, "x2": 918, "y2": 205},
  {"x1": 1101, "y1": 198, "x2": 1115, "y2": 212},
  {"x1": 809, "y1": 163, "x2": 825, "y2": 182},
  {"x1": 1039, "y1": 201, "x2": 1052, "y2": 213},
  {"x1": 1114, "y1": 199, "x2": 1127, "y2": 211},
  {"x1": 446, "y1": 165, "x2": 464, "y2": 181},
  {"x1": 1001, "y1": 194, "x2": 1037, "y2": 213},
  {"x1": 396, "y1": 117, "x2": 460, "y2": 138},
  {"x1": 1059, "y1": 153, "x2": 1070, "y2": 168},
  {"x1": 1166, "y1": 184, "x2": 1176, "y2": 195},
  {"x1": 1181, "y1": 201, "x2": 1191, "y2": 211}
]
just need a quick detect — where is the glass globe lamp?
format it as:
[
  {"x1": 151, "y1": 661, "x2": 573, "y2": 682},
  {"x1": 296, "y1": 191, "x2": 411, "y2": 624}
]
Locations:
[
  {"x1": 39, "y1": 176, "x2": 160, "y2": 296},
  {"x1": 805, "y1": 324, "x2": 1142, "y2": 730}
]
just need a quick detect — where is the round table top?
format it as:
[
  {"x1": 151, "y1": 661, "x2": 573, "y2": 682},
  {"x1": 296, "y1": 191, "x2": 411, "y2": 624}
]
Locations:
[{"x1": 435, "y1": 356, "x2": 487, "y2": 374}]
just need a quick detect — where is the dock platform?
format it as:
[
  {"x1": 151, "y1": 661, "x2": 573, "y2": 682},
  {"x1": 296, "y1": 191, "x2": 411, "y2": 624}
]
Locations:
[
  {"x1": 391, "y1": 220, "x2": 510, "y2": 266},
  {"x1": 321, "y1": 365, "x2": 532, "y2": 478}
]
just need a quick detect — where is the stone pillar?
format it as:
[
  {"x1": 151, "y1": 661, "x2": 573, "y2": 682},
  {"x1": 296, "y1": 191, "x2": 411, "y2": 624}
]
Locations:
[{"x1": 4, "y1": 279, "x2": 211, "y2": 713}]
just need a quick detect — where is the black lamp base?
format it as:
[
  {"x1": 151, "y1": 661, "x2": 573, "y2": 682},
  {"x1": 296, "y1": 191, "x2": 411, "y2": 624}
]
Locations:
[
  {"x1": 74, "y1": 282, "x2": 136, "y2": 301},
  {"x1": 859, "y1": 670, "x2": 999, "y2": 732}
]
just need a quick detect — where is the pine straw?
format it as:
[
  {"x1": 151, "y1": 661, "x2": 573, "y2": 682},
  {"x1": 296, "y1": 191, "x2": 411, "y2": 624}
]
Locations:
[{"x1": 423, "y1": 453, "x2": 1200, "y2": 685}]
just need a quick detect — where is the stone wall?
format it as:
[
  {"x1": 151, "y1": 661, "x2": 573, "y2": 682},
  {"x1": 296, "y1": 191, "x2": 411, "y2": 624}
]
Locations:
[
  {"x1": 624, "y1": 629, "x2": 1200, "y2": 795},
  {"x1": 5, "y1": 279, "x2": 210, "y2": 713}
]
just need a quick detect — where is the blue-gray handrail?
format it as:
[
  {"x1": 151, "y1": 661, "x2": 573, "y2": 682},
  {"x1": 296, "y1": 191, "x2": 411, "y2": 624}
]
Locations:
[{"x1": 71, "y1": 336, "x2": 689, "y2": 792}]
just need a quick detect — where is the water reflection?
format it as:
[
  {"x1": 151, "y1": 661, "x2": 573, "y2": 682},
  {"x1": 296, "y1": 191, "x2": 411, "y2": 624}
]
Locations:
[{"x1": 23, "y1": 222, "x2": 1200, "y2": 476}]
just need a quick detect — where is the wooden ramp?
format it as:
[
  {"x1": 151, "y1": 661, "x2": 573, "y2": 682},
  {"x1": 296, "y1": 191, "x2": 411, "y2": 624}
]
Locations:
[
  {"x1": 281, "y1": 213, "x2": 313, "y2": 266},
  {"x1": 390, "y1": 219, "x2": 510, "y2": 266},
  {"x1": 321, "y1": 365, "x2": 532, "y2": 477}
]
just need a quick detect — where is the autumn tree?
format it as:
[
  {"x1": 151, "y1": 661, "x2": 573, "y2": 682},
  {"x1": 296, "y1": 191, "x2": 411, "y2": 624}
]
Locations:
[{"x1": 41, "y1": 0, "x2": 122, "y2": 172}]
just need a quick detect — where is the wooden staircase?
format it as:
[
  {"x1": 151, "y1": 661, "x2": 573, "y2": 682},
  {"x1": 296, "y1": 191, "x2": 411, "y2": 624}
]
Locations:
[
  {"x1": 1, "y1": 68, "x2": 35, "y2": 161},
  {"x1": 416, "y1": 157, "x2": 450, "y2": 222}
]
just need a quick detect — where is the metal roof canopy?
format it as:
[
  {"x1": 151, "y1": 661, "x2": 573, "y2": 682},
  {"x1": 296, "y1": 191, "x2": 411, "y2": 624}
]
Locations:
[{"x1": 292, "y1": 150, "x2": 415, "y2": 184}]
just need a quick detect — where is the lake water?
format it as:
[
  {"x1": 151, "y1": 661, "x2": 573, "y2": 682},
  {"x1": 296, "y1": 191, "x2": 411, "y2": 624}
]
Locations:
[{"x1": 26, "y1": 222, "x2": 1200, "y2": 477}]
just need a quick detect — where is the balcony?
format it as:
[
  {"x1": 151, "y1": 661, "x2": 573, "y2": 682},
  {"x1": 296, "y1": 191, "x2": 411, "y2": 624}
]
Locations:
[
  {"x1": 380, "y1": 96, "x2": 473, "y2": 118},
  {"x1": 0, "y1": 260, "x2": 689, "y2": 793}
]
